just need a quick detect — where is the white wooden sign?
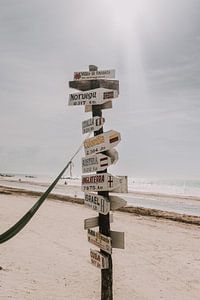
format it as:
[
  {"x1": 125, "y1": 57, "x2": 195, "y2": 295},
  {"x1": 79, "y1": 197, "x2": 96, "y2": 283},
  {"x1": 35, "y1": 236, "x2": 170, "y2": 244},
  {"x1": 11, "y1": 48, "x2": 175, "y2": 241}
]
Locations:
[
  {"x1": 82, "y1": 116, "x2": 105, "y2": 134},
  {"x1": 74, "y1": 69, "x2": 115, "y2": 80},
  {"x1": 82, "y1": 173, "x2": 121, "y2": 192},
  {"x1": 109, "y1": 195, "x2": 127, "y2": 211},
  {"x1": 68, "y1": 88, "x2": 118, "y2": 106},
  {"x1": 84, "y1": 130, "x2": 121, "y2": 156},
  {"x1": 82, "y1": 153, "x2": 112, "y2": 173},
  {"x1": 85, "y1": 101, "x2": 113, "y2": 112},
  {"x1": 90, "y1": 249, "x2": 109, "y2": 269},
  {"x1": 112, "y1": 176, "x2": 128, "y2": 193},
  {"x1": 84, "y1": 192, "x2": 110, "y2": 215},
  {"x1": 110, "y1": 231, "x2": 125, "y2": 249},
  {"x1": 88, "y1": 229, "x2": 112, "y2": 254},
  {"x1": 84, "y1": 214, "x2": 113, "y2": 229},
  {"x1": 105, "y1": 149, "x2": 119, "y2": 165}
]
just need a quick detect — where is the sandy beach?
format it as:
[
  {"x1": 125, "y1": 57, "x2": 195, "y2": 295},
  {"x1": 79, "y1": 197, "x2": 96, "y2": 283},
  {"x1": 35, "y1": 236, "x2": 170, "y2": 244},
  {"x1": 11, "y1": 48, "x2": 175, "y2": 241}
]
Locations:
[{"x1": 1, "y1": 192, "x2": 200, "y2": 300}]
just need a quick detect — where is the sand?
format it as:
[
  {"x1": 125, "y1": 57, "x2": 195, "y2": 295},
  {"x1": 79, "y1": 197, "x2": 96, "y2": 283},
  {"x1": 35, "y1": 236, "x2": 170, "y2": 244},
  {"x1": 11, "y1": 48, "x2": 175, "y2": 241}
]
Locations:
[{"x1": 1, "y1": 193, "x2": 200, "y2": 300}]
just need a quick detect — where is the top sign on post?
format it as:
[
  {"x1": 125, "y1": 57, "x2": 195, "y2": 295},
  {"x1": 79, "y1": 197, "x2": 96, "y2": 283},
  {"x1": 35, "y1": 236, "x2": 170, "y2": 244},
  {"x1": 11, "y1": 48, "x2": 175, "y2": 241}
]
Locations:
[{"x1": 74, "y1": 69, "x2": 115, "y2": 81}]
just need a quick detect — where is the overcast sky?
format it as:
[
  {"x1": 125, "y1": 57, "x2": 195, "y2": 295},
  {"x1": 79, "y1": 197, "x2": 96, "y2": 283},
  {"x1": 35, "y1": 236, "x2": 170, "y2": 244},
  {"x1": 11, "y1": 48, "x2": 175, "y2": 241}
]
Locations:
[{"x1": 0, "y1": 0, "x2": 200, "y2": 179}]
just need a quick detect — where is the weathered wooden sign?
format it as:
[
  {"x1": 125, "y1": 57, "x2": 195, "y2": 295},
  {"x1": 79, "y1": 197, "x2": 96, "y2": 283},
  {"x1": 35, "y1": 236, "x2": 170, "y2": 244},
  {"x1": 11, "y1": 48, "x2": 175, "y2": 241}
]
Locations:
[
  {"x1": 105, "y1": 149, "x2": 119, "y2": 165},
  {"x1": 88, "y1": 229, "x2": 112, "y2": 254},
  {"x1": 84, "y1": 214, "x2": 113, "y2": 229},
  {"x1": 82, "y1": 173, "x2": 121, "y2": 192},
  {"x1": 110, "y1": 231, "x2": 125, "y2": 249},
  {"x1": 84, "y1": 193, "x2": 110, "y2": 215},
  {"x1": 84, "y1": 193, "x2": 126, "y2": 213},
  {"x1": 68, "y1": 88, "x2": 118, "y2": 106},
  {"x1": 74, "y1": 69, "x2": 115, "y2": 81},
  {"x1": 69, "y1": 79, "x2": 119, "y2": 92},
  {"x1": 109, "y1": 195, "x2": 127, "y2": 211},
  {"x1": 82, "y1": 153, "x2": 112, "y2": 173},
  {"x1": 90, "y1": 249, "x2": 109, "y2": 269},
  {"x1": 84, "y1": 130, "x2": 121, "y2": 156},
  {"x1": 112, "y1": 176, "x2": 128, "y2": 193},
  {"x1": 82, "y1": 116, "x2": 105, "y2": 134},
  {"x1": 85, "y1": 101, "x2": 113, "y2": 112}
]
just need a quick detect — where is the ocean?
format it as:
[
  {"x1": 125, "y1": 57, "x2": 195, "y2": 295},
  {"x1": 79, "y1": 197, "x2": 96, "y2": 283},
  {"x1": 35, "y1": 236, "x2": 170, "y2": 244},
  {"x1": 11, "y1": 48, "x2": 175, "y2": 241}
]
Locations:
[{"x1": 1, "y1": 173, "x2": 200, "y2": 216}]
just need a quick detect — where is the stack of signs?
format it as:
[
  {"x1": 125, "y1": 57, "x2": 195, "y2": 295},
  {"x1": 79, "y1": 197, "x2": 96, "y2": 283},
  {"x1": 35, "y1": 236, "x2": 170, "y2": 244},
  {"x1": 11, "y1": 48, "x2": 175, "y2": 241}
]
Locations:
[{"x1": 68, "y1": 67, "x2": 127, "y2": 270}]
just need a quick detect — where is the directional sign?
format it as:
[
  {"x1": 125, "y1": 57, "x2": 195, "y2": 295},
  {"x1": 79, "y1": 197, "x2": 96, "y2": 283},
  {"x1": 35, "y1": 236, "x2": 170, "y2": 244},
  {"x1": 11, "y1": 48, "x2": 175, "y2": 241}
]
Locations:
[
  {"x1": 109, "y1": 195, "x2": 127, "y2": 211},
  {"x1": 84, "y1": 214, "x2": 113, "y2": 229},
  {"x1": 88, "y1": 229, "x2": 112, "y2": 254},
  {"x1": 82, "y1": 173, "x2": 121, "y2": 192},
  {"x1": 82, "y1": 153, "x2": 112, "y2": 173},
  {"x1": 68, "y1": 88, "x2": 118, "y2": 106},
  {"x1": 85, "y1": 101, "x2": 113, "y2": 112},
  {"x1": 90, "y1": 249, "x2": 109, "y2": 269},
  {"x1": 74, "y1": 69, "x2": 115, "y2": 81},
  {"x1": 105, "y1": 149, "x2": 119, "y2": 165},
  {"x1": 84, "y1": 192, "x2": 110, "y2": 215},
  {"x1": 82, "y1": 116, "x2": 105, "y2": 134},
  {"x1": 112, "y1": 176, "x2": 128, "y2": 193},
  {"x1": 84, "y1": 130, "x2": 121, "y2": 156},
  {"x1": 69, "y1": 79, "x2": 119, "y2": 92},
  {"x1": 110, "y1": 231, "x2": 125, "y2": 249}
]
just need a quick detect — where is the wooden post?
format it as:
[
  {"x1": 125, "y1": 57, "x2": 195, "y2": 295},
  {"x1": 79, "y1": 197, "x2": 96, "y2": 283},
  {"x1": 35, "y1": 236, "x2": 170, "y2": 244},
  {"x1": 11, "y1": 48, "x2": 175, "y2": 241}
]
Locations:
[{"x1": 90, "y1": 65, "x2": 113, "y2": 300}]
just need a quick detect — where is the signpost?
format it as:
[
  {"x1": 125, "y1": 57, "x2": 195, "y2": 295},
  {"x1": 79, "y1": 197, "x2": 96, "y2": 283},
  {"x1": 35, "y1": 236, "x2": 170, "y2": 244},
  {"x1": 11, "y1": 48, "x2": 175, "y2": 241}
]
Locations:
[
  {"x1": 68, "y1": 65, "x2": 127, "y2": 300},
  {"x1": 84, "y1": 130, "x2": 121, "y2": 156}
]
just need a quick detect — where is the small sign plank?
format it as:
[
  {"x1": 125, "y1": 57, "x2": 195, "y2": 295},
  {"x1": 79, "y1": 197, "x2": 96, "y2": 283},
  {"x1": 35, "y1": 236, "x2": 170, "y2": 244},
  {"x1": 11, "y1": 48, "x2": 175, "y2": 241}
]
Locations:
[
  {"x1": 82, "y1": 173, "x2": 121, "y2": 192},
  {"x1": 85, "y1": 101, "x2": 113, "y2": 112},
  {"x1": 90, "y1": 249, "x2": 109, "y2": 269},
  {"x1": 87, "y1": 229, "x2": 112, "y2": 254},
  {"x1": 109, "y1": 195, "x2": 127, "y2": 211},
  {"x1": 110, "y1": 231, "x2": 125, "y2": 249},
  {"x1": 84, "y1": 192, "x2": 110, "y2": 215},
  {"x1": 84, "y1": 214, "x2": 113, "y2": 229},
  {"x1": 84, "y1": 130, "x2": 121, "y2": 156},
  {"x1": 82, "y1": 116, "x2": 104, "y2": 134},
  {"x1": 69, "y1": 79, "x2": 119, "y2": 93},
  {"x1": 82, "y1": 153, "x2": 112, "y2": 173},
  {"x1": 112, "y1": 176, "x2": 128, "y2": 193},
  {"x1": 68, "y1": 88, "x2": 118, "y2": 106},
  {"x1": 74, "y1": 69, "x2": 115, "y2": 81}
]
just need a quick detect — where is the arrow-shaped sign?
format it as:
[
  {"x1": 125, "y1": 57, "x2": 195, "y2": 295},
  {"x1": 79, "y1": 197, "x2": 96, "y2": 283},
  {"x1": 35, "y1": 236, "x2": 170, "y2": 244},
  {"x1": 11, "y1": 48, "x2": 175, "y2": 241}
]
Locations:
[
  {"x1": 74, "y1": 69, "x2": 115, "y2": 81},
  {"x1": 88, "y1": 229, "x2": 112, "y2": 254},
  {"x1": 84, "y1": 214, "x2": 113, "y2": 229},
  {"x1": 68, "y1": 88, "x2": 118, "y2": 106},
  {"x1": 84, "y1": 130, "x2": 121, "y2": 156},
  {"x1": 82, "y1": 153, "x2": 112, "y2": 173},
  {"x1": 82, "y1": 116, "x2": 105, "y2": 134},
  {"x1": 90, "y1": 249, "x2": 109, "y2": 269},
  {"x1": 82, "y1": 173, "x2": 121, "y2": 192}
]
